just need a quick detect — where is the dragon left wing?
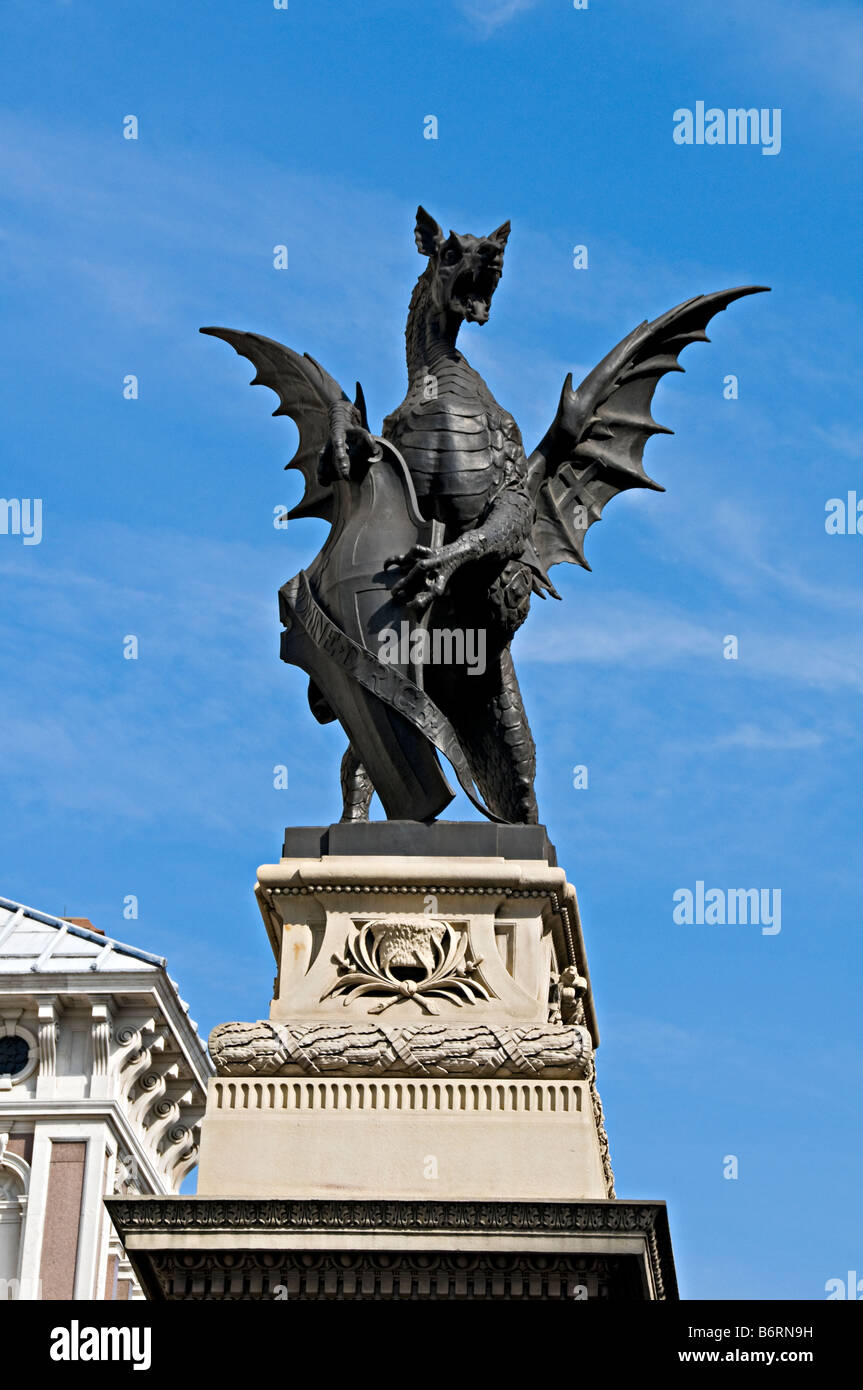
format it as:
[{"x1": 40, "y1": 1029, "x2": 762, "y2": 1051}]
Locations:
[
  {"x1": 200, "y1": 327, "x2": 367, "y2": 522},
  {"x1": 527, "y1": 285, "x2": 769, "y2": 582}
]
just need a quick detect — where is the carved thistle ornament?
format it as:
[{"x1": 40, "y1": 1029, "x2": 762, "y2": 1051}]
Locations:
[{"x1": 322, "y1": 917, "x2": 491, "y2": 1015}]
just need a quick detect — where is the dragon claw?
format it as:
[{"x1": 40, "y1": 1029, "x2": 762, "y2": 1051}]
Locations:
[{"x1": 386, "y1": 545, "x2": 450, "y2": 608}]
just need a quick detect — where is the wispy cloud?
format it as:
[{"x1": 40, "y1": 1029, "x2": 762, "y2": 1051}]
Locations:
[
  {"x1": 815, "y1": 425, "x2": 863, "y2": 460},
  {"x1": 519, "y1": 582, "x2": 863, "y2": 695},
  {"x1": 0, "y1": 523, "x2": 338, "y2": 833},
  {"x1": 519, "y1": 595, "x2": 715, "y2": 667},
  {"x1": 766, "y1": 0, "x2": 863, "y2": 110},
  {"x1": 673, "y1": 0, "x2": 863, "y2": 114},
  {"x1": 457, "y1": 0, "x2": 541, "y2": 38},
  {"x1": 672, "y1": 723, "x2": 825, "y2": 754}
]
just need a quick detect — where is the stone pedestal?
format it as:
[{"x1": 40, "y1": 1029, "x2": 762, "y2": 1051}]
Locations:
[{"x1": 109, "y1": 824, "x2": 677, "y2": 1301}]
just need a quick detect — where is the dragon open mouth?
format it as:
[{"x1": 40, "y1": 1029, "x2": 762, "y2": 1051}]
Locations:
[{"x1": 451, "y1": 266, "x2": 501, "y2": 324}]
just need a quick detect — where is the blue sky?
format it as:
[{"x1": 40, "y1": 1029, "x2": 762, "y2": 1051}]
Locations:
[{"x1": 2, "y1": 0, "x2": 862, "y2": 1299}]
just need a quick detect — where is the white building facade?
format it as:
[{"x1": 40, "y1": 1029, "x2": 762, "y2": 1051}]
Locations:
[{"x1": 0, "y1": 896, "x2": 212, "y2": 1300}]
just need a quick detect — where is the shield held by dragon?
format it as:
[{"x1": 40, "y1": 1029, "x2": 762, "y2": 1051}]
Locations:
[{"x1": 201, "y1": 207, "x2": 768, "y2": 826}]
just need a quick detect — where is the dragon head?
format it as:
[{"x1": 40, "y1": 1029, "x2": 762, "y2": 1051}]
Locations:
[{"x1": 415, "y1": 205, "x2": 510, "y2": 327}]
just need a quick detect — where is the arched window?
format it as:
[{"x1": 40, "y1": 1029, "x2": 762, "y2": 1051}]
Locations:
[{"x1": 0, "y1": 1162, "x2": 26, "y2": 1299}]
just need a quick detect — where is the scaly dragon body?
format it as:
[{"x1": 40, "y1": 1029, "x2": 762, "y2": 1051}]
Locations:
[
  {"x1": 201, "y1": 207, "x2": 768, "y2": 825},
  {"x1": 384, "y1": 265, "x2": 527, "y2": 538}
]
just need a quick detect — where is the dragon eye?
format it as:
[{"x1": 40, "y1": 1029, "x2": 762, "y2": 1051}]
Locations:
[{"x1": 441, "y1": 246, "x2": 460, "y2": 265}]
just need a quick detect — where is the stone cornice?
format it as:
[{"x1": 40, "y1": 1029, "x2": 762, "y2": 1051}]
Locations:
[
  {"x1": 0, "y1": 972, "x2": 213, "y2": 1090},
  {"x1": 107, "y1": 1196, "x2": 676, "y2": 1300},
  {"x1": 108, "y1": 1195, "x2": 667, "y2": 1231}
]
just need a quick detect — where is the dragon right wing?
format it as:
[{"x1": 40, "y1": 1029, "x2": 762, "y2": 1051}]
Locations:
[
  {"x1": 528, "y1": 286, "x2": 769, "y2": 578},
  {"x1": 200, "y1": 327, "x2": 366, "y2": 522}
]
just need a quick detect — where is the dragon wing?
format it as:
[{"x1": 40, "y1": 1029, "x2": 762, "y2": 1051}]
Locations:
[
  {"x1": 200, "y1": 327, "x2": 367, "y2": 522},
  {"x1": 529, "y1": 285, "x2": 769, "y2": 578}
]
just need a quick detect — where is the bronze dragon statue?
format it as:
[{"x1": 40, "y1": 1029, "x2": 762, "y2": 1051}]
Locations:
[{"x1": 202, "y1": 207, "x2": 767, "y2": 825}]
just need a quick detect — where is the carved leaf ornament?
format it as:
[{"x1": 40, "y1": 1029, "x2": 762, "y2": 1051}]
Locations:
[{"x1": 323, "y1": 918, "x2": 491, "y2": 1015}]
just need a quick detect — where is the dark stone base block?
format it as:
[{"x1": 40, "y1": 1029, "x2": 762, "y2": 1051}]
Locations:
[{"x1": 282, "y1": 820, "x2": 558, "y2": 864}]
